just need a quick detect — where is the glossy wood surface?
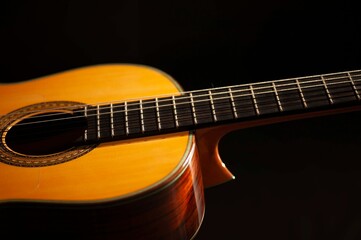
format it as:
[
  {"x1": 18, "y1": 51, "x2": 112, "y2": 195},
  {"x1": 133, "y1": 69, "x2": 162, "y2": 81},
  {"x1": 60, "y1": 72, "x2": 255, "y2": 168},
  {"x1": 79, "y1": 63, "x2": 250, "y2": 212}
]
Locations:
[
  {"x1": 1, "y1": 139, "x2": 205, "y2": 239},
  {"x1": 0, "y1": 64, "x2": 208, "y2": 239},
  {"x1": 0, "y1": 64, "x2": 195, "y2": 202}
]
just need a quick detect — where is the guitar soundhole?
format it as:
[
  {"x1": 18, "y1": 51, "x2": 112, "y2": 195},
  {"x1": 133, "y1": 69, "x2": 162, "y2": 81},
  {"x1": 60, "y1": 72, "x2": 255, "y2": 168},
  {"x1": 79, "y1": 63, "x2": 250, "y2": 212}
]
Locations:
[
  {"x1": 0, "y1": 101, "x2": 96, "y2": 167},
  {"x1": 5, "y1": 112, "x2": 86, "y2": 156}
]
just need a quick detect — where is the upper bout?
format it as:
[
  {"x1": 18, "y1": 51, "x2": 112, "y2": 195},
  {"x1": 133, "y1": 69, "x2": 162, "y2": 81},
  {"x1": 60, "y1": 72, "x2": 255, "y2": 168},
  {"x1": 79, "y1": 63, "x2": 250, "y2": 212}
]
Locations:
[{"x1": 0, "y1": 64, "x2": 182, "y2": 114}]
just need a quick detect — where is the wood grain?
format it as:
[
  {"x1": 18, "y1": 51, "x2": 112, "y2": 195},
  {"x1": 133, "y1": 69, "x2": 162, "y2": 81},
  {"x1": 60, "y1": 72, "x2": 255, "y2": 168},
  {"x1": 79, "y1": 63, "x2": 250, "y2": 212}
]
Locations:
[
  {"x1": 0, "y1": 64, "x2": 195, "y2": 202},
  {"x1": 0, "y1": 64, "x2": 206, "y2": 239},
  {"x1": 0, "y1": 140, "x2": 205, "y2": 239}
]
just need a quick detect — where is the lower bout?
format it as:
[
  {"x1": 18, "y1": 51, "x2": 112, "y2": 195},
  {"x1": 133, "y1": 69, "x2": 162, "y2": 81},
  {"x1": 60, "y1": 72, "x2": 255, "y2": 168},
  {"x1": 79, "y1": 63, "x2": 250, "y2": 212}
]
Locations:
[{"x1": 0, "y1": 145, "x2": 205, "y2": 240}]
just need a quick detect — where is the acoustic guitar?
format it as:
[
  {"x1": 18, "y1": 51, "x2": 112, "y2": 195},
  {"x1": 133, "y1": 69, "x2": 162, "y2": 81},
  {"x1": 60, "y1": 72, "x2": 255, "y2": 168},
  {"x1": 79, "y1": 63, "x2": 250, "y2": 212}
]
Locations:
[{"x1": 0, "y1": 64, "x2": 360, "y2": 239}]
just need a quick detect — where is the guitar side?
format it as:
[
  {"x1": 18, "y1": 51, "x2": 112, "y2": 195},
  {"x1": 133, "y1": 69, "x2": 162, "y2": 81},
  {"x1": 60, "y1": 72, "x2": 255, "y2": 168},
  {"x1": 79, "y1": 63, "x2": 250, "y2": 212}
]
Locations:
[{"x1": 0, "y1": 64, "x2": 216, "y2": 239}]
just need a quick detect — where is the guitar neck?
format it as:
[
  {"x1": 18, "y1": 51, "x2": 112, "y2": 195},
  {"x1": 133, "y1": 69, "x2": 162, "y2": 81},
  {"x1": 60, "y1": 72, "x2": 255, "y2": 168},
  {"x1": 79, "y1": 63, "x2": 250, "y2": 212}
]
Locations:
[{"x1": 82, "y1": 69, "x2": 361, "y2": 143}]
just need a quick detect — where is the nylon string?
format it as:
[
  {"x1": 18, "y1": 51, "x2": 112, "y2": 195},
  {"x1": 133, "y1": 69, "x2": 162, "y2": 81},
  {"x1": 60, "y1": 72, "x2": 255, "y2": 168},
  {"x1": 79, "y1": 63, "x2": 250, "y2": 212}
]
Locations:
[{"x1": 1, "y1": 71, "x2": 361, "y2": 129}]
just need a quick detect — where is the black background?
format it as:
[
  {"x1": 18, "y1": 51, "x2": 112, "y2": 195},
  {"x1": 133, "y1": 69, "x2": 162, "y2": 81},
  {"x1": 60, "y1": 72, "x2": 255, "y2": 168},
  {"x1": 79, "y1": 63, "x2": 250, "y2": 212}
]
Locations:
[{"x1": 2, "y1": 1, "x2": 361, "y2": 239}]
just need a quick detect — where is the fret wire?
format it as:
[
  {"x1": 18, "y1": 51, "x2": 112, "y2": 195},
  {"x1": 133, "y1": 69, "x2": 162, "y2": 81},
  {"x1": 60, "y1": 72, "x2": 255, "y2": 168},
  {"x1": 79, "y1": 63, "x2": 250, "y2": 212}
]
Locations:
[
  {"x1": 3, "y1": 78, "x2": 359, "y2": 141},
  {"x1": 15, "y1": 89, "x2": 354, "y2": 140},
  {"x1": 6, "y1": 71, "x2": 361, "y2": 120},
  {"x1": 140, "y1": 100, "x2": 145, "y2": 133},
  {"x1": 321, "y1": 76, "x2": 334, "y2": 104},
  {"x1": 25, "y1": 79, "x2": 356, "y2": 129},
  {"x1": 103, "y1": 91, "x2": 359, "y2": 132},
  {"x1": 272, "y1": 82, "x2": 283, "y2": 112},
  {"x1": 189, "y1": 93, "x2": 198, "y2": 124},
  {"x1": 110, "y1": 92, "x2": 355, "y2": 121},
  {"x1": 249, "y1": 85, "x2": 260, "y2": 115},
  {"x1": 108, "y1": 71, "x2": 361, "y2": 109},
  {"x1": 348, "y1": 72, "x2": 361, "y2": 100},
  {"x1": 22, "y1": 76, "x2": 361, "y2": 119},
  {"x1": 228, "y1": 87, "x2": 238, "y2": 118},
  {"x1": 96, "y1": 105, "x2": 100, "y2": 139},
  {"x1": 110, "y1": 103, "x2": 114, "y2": 137},
  {"x1": 125, "y1": 72, "x2": 353, "y2": 103},
  {"x1": 12, "y1": 90, "x2": 354, "y2": 136},
  {"x1": 295, "y1": 78, "x2": 308, "y2": 108},
  {"x1": 176, "y1": 73, "x2": 360, "y2": 103},
  {"x1": 172, "y1": 95, "x2": 179, "y2": 128},
  {"x1": 8, "y1": 73, "x2": 361, "y2": 127},
  {"x1": 208, "y1": 90, "x2": 217, "y2": 122},
  {"x1": 124, "y1": 102, "x2": 129, "y2": 135},
  {"x1": 84, "y1": 105, "x2": 88, "y2": 141},
  {"x1": 155, "y1": 98, "x2": 161, "y2": 130},
  {"x1": 137, "y1": 75, "x2": 360, "y2": 108},
  {"x1": 100, "y1": 79, "x2": 360, "y2": 114},
  {"x1": 105, "y1": 86, "x2": 358, "y2": 126},
  {"x1": 17, "y1": 78, "x2": 360, "y2": 128}
]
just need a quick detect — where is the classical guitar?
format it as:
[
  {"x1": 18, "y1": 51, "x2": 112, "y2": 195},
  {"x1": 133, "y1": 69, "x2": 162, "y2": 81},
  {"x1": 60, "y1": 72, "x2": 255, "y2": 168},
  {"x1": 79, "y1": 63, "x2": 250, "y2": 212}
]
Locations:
[{"x1": 1, "y1": 64, "x2": 360, "y2": 239}]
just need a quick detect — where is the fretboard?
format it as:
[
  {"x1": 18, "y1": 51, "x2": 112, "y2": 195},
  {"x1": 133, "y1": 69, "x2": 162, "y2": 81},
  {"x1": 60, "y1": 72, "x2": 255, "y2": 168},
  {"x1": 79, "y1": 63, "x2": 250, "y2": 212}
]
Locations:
[{"x1": 82, "y1": 70, "x2": 361, "y2": 143}]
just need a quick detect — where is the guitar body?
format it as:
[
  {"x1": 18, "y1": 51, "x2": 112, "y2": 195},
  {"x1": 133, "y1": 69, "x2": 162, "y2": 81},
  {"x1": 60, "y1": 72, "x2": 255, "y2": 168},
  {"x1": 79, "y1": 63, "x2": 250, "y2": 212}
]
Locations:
[
  {"x1": 0, "y1": 65, "x2": 208, "y2": 239},
  {"x1": 2, "y1": 64, "x2": 360, "y2": 239}
]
